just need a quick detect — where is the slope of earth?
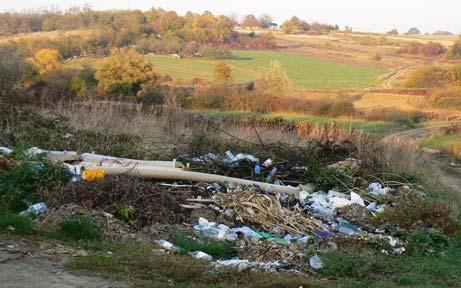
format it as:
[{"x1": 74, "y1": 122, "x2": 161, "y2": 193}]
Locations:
[
  {"x1": 67, "y1": 50, "x2": 389, "y2": 89},
  {"x1": 270, "y1": 31, "x2": 456, "y2": 70}
]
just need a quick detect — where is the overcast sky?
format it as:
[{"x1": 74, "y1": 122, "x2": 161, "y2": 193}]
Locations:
[{"x1": 1, "y1": 0, "x2": 460, "y2": 34}]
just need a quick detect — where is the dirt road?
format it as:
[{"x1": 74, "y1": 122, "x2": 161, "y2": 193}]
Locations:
[
  {"x1": 0, "y1": 237, "x2": 127, "y2": 288},
  {"x1": 385, "y1": 124, "x2": 461, "y2": 192}
]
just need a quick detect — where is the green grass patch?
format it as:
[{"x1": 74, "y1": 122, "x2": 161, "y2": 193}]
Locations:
[
  {"x1": 202, "y1": 110, "x2": 410, "y2": 136},
  {"x1": 172, "y1": 231, "x2": 237, "y2": 259},
  {"x1": 66, "y1": 242, "x2": 325, "y2": 288},
  {"x1": 57, "y1": 216, "x2": 100, "y2": 241},
  {"x1": 420, "y1": 135, "x2": 461, "y2": 149},
  {"x1": 0, "y1": 212, "x2": 33, "y2": 234},
  {"x1": 68, "y1": 50, "x2": 389, "y2": 89},
  {"x1": 321, "y1": 243, "x2": 461, "y2": 287}
]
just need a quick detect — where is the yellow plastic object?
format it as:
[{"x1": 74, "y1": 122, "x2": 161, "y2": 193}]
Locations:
[{"x1": 82, "y1": 169, "x2": 105, "y2": 181}]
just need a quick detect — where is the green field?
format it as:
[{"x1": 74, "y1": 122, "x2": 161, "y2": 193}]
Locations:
[
  {"x1": 203, "y1": 110, "x2": 410, "y2": 136},
  {"x1": 68, "y1": 50, "x2": 388, "y2": 89},
  {"x1": 421, "y1": 135, "x2": 461, "y2": 149}
]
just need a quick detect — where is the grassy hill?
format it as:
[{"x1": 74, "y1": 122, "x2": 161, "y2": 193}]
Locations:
[{"x1": 68, "y1": 50, "x2": 389, "y2": 89}]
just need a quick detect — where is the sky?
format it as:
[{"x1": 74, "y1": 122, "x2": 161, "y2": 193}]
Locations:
[{"x1": 1, "y1": 0, "x2": 460, "y2": 34}]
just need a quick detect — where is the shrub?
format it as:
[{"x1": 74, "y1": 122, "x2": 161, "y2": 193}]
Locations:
[
  {"x1": 405, "y1": 66, "x2": 461, "y2": 88},
  {"x1": 399, "y1": 41, "x2": 445, "y2": 57},
  {"x1": 58, "y1": 216, "x2": 100, "y2": 241},
  {"x1": 403, "y1": 230, "x2": 453, "y2": 255},
  {"x1": 429, "y1": 85, "x2": 461, "y2": 109},
  {"x1": 363, "y1": 108, "x2": 427, "y2": 126},
  {"x1": 95, "y1": 48, "x2": 159, "y2": 99},
  {"x1": 0, "y1": 211, "x2": 33, "y2": 234},
  {"x1": 315, "y1": 101, "x2": 356, "y2": 117},
  {"x1": 378, "y1": 195, "x2": 460, "y2": 236},
  {"x1": 446, "y1": 41, "x2": 461, "y2": 60},
  {"x1": 0, "y1": 153, "x2": 68, "y2": 212}
]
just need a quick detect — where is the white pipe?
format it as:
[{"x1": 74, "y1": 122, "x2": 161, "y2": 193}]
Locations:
[
  {"x1": 82, "y1": 162, "x2": 300, "y2": 196},
  {"x1": 81, "y1": 153, "x2": 184, "y2": 169}
]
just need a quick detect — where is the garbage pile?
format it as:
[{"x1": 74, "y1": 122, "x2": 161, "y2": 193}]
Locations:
[{"x1": 1, "y1": 146, "x2": 418, "y2": 273}]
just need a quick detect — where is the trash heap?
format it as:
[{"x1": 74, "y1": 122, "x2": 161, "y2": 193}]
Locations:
[{"x1": 0, "y1": 146, "x2": 418, "y2": 273}]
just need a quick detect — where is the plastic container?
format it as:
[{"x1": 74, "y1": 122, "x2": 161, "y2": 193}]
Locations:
[{"x1": 20, "y1": 202, "x2": 47, "y2": 216}]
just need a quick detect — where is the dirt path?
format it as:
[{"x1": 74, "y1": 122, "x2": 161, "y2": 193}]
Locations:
[
  {"x1": 381, "y1": 65, "x2": 417, "y2": 89},
  {"x1": 0, "y1": 237, "x2": 127, "y2": 288},
  {"x1": 385, "y1": 124, "x2": 461, "y2": 192}
]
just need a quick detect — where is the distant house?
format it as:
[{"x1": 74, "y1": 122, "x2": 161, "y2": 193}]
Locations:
[{"x1": 269, "y1": 22, "x2": 278, "y2": 30}]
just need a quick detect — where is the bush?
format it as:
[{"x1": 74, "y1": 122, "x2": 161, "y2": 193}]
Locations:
[
  {"x1": 0, "y1": 211, "x2": 33, "y2": 234},
  {"x1": 58, "y1": 216, "x2": 100, "y2": 241},
  {"x1": 404, "y1": 66, "x2": 451, "y2": 88},
  {"x1": 378, "y1": 195, "x2": 460, "y2": 236},
  {"x1": 429, "y1": 85, "x2": 461, "y2": 109},
  {"x1": 315, "y1": 101, "x2": 356, "y2": 117},
  {"x1": 446, "y1": 41, "x2": 461, "y2": 60},
  {"x1": 403, "y1": 230, "x2": 453, "y2": 255},
  {"x1": 363, "y1": 108, "x2": 427, "y2": 126},
  {"x1": 0, "y1": 153, "x2": 68, "y2": 212}
]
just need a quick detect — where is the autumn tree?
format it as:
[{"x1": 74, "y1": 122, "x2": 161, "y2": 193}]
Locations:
[
  {"x1": 26, "y1": 49, "x2": 63, "y2": 75},
  {"x1": 386, "y1": 29, "x2": 398, "y2": 35},
  {"x1": 213, "y1": 61, "x2": 233, "y2": 84},
  {"x1": 242, "y1": 14, "x2": 260, "y2": 30},
  {"x1": 159, "y1": 11, "x2": 185, "y2": 34},
  {"x1": 406, "y1": 27, "x2": 421, "y2": 35},
  {"x1": 259, "y1": 14, "x2": 273, "y2": 29},
  {"x1": 254, "y1": 60, "x2": 291, "y2": 97},
  {"x1": 95, "y1": 48, "x2": 159, "y2": 98}
]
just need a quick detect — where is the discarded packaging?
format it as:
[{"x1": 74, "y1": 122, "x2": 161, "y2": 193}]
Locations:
[
  {"x1": 368, "y1": 182, "x2": 390, "y2": 197},
  {"x1": 309, "y1": 255, "x2": 324, "y2": 270},
  {"x1": 0, "y1": 147, "x2": 13, "y2": 155},
  {"x1": 336, "y1": 220, "x2": 360, "y2": 235},
  {"x1": 214, "y1": 259, "x2": 255, "y2": 272},
  {"x1": 350, "y1": 192, "x2": 365, "y2": 207},
  {"x1": 20, "y1": 202, "x2": 48, "y2": 216},
  {"x1": 156, "y1": 240, "x2": 176, "y2": 251},
  {"x1": 82, "y1": 169, "x2": 105, "y2": 181},
  {"x1": 190, "y1": 251, "x2": 213, "y2": 261}
]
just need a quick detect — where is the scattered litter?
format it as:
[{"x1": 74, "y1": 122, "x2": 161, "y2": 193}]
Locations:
[
  {"x1": 309, "y1": 255, "x2": 324, "y2": 270},
  {"x1": 156, "y1": 240, "x2": 177, "y2": 251},
  {"x1": 0, "y1": 147, "x2": 13, "y2": 155},
  {"x1": 214, "y1": 259, "x2": 255, "y2": 272},
  {"x1": 262, "y1": 159, "x2": 273, "y2": 167},
  {"x1": 329, "y1": 197, "x2": 351, "y2": 209},
  {"x1": 20, "y1": 202, "x2": 47, "y2": 216},
  {"x1": 368, "y1": 182, "x2": 390, "y2": 197},
  {"x1": 335, "y1": 220, "x2": 360, "y2": 235},
  {"x1": 350, "y1": 192, "x2": 365, "y2": 207},
  {"x1": 189, "y1": 251, "x2": 213, "y2": 261},
  {"x1": 82, "y1": 169, "x2": 105, "y2": 181}
]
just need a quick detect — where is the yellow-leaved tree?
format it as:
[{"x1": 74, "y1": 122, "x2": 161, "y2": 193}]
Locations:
[
  {"x1": 254, "y1": 60, "x2": 291, "y2": 97},
  {"x1": 96, "y1": 48, "x2": 159, "y2": 99},
  {"x1": 27, "y1": 49, "x2": 63, "y2": 75},
  {"x1": 213, "y1": 61, "x2": 233, "y2": 85}
]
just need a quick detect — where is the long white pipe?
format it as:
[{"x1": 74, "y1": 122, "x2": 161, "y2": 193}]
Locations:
[
  {"x1": 81, "y1": 153, "x2": 184, "y2": 169},
  {"x1": 82, "y1": 162, "x2": 300, "y2": 196}
]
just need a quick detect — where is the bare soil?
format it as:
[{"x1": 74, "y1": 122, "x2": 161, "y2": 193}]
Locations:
[{"x1": 0, "y1": 236, "x2": 126, "y2": 288}]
